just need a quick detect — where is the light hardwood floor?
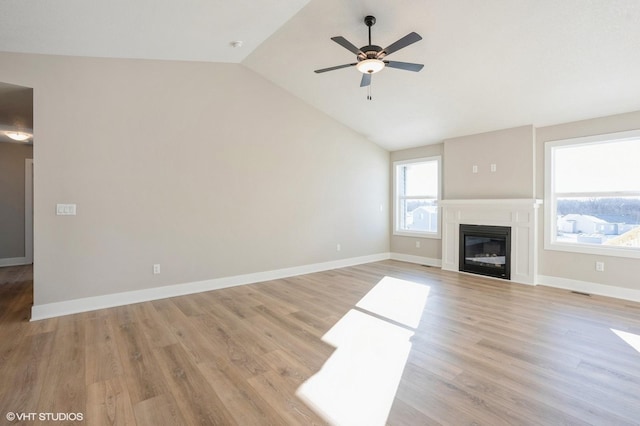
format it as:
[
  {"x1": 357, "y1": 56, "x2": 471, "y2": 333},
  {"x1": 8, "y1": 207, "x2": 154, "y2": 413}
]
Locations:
[{"x1": 1, "y1": 261, "x2": 640, "y2": 425}]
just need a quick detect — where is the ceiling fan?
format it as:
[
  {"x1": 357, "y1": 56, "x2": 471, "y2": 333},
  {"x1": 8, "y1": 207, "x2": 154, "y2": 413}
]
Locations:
[{"x1": 314, "y1": 15, "x2": 424, "y2": 98}]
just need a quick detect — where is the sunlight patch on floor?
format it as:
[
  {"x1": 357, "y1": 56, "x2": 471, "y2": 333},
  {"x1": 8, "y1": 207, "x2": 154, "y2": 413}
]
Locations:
[
  {"x1": 356, "y1": 276, "x2": 431, "y2": 329},
  {"x1": 611, "y1": 328, "x2": 640, "y2": 354},
  {"x1": 296, "y1": 277, "x2": 430, "y2": 426}
]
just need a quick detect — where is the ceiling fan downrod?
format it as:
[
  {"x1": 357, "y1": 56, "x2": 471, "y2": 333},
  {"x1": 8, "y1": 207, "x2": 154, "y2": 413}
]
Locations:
[
  {"x1": 365, "y1": 15, "x2": 376, "y2": 46},
  {"x1": 365, "y1": 16, "x2": 375, "y2": 100}
]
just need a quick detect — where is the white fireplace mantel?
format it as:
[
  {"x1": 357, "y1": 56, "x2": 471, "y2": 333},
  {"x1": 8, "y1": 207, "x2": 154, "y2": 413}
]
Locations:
[{"x1": 440, "y1": 199, "x2": 542, "y2": 285}]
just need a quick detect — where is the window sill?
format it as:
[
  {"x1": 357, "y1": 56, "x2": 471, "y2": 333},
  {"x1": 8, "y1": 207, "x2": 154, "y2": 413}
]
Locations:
[
  {"x1": 393, "y1": 230, "x2": 441, "y2": 239},
  {"x1": 545, "y1": 241, "x2": 640, "y2": 259}
]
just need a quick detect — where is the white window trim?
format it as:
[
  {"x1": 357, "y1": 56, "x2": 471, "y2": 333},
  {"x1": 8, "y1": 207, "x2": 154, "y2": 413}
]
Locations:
[
  {"x1": 544, "y1": 129, "x2": 640, "y2": 259},
  {"x1": 393, "y1": 156, "x2": 442, "y2": 239}
]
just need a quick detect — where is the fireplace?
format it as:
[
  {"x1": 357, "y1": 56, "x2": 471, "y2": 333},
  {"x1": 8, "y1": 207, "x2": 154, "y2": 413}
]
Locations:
[
  {"x1": 441, "y1": 199, "x2": 541, "y2": 285},
  {"x1": 459, "y1": 224, "x2": 511, "y2": 280}
]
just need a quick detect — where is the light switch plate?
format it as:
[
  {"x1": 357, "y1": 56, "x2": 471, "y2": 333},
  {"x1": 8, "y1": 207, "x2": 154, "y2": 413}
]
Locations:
[{"x1": 56, "y1": 204, "x2": 77, "y2": 215}]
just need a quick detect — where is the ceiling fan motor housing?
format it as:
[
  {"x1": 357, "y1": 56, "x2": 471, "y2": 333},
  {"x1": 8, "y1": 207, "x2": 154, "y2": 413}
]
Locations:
[{"x1": 358, "y1": 45, "x2": 383, "y2": 60}]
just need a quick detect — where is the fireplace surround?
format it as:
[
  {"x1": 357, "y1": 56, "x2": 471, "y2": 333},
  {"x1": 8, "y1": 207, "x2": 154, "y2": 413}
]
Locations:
[{"x1": 440, "y1": 199, "x2": 542, "y2": 285}]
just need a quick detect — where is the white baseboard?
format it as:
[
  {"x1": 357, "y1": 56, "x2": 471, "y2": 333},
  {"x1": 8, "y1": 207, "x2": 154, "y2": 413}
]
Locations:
[
  {"x1": 31, "y1": 253, "x2": 391, "y2": 321},
  {"x1": 538, "y1": 275, "x2": 640, "y2": 303},
  {"x1": 0, "y1": 257, "x2": 30, "y2": 268},
  {"x1": 388, "y1": 256, "x2": 640, "y2": 303},
  {"x1": 390, "y1": 253, "x2": 442, "y2": 268}
]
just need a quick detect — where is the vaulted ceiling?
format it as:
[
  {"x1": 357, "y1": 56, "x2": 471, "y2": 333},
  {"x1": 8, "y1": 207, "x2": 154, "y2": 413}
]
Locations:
[{"x1": 2, "y1": 0, "x2": 640, "y2": 151}]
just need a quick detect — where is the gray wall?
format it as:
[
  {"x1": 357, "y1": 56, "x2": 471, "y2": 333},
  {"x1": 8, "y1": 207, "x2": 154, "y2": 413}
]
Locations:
[
  {"x1": 536, "y1": 111, "x2": 640, "y2": 290},
  {"x1": 0, "y1": 142, "x2": 33, "y2": 258},
  {"x1": 443, "y1": 125, "x2": 535, "y2": 200},
  {"x1": 390, "y1": 144, "x2": 443, "y2": 261},
  {"x1": 0, "y1": 52, "x2": 390, "y2": 306},
  {"x1": 392, "y1": 113, "x2": 640, "y2": 294},
  {"x1": 390, "y1": 125, "x2": 536, "y2": 261}
]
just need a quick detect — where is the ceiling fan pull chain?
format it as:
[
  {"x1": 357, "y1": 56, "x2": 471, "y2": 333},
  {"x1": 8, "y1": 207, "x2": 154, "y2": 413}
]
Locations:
[{"x1": 367, "y1": 84, "x2": 372, "y2": 101}]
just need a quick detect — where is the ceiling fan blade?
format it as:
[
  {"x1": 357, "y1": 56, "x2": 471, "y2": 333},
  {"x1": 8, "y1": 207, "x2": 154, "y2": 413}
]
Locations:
[
  {"x1": 384, "y1": 61, "x2": 424, "y2": 72},
  {"x1": 360, "y1": 73, "x2": 371, "y2": 87},
  {"x1": 314, "y1": 63, "x2": 357, "y2": 73},
  {"x1": 331, "y1": 36, "x2": 364, "y2": 56},
  {"x1": 378, "y1": 32, "x2": 422, "y2": 57}
]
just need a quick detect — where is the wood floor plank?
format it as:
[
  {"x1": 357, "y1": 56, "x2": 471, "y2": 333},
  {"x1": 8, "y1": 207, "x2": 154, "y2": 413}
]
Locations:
[
  {"x1": 133, "y1": 393, "x2": 187, "y2": 426},
  {"x1": 396, "y1": 364, "x2": 536, "y2": 426},
  {"x1": 111, "y1": 320, "x2": 171, "y2": 405},
  {"x1": 192, "y1": 312, "x2": 270, "y2": 377},
  {"x1": 261, "y1": 348, "x2": 316, "y2": 384},
  {"x1": 203, "y1": 285, "x2": 264, "y2": 321},
  {"x1": 154, "y1": 343, "x2": 238, "y2": 425},
  {"x1": 247, "y1": 370, "x2": 328, "y2": 425},
  {"x1": 160, "y1": 310, "x2": 226, "y2": 366},
  {"x1": 86, "y1": 377, "x2": 137, "y2": 425},
  {"x1": 85, "y1": 316, "x2": 125, "y2": 386},
  {"x1": 2, "y1": 261, "x2": 640, "y2": 424},
  {"x1": 387, "y1": 398, "x2": 442, "y2": 426},
  {"x1": 0, "y1": 331, "x2": 54, "y2": 414},
  {"x1": 130, "y1": 302, "x2": 179, "y2": 349},
  {"x1": 196, "y1": 359, "x2": 290, "y2": 425},
  {"x1": 243, "y1": 305, "x2": 335, "y2": 372},
  {"x1": 409, "y1": 312, "x2": 639, "y2": 424},
  {"x1": 35, "y1": 315, "x2": 87, "y2": 416}
]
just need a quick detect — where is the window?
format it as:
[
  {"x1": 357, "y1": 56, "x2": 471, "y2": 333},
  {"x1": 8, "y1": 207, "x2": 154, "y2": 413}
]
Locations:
[
  {"x1": 545, "y1": 130, "x2": 640, "y2": 258},
  {"x1": 393, "y1": 156, "x2": 441, "y2": 238}
]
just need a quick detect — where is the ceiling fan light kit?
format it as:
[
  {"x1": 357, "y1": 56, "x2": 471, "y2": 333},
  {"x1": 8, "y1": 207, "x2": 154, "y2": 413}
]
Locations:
[
  {"x1": 315, "y1": 15, "x2": 424, "y2": 100},
  {"x1": 356, "y1": 59, "x2": 385, "y2": 74}
]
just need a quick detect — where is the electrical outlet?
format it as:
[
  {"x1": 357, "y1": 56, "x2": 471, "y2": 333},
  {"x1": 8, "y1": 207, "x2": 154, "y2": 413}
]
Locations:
[
  {"x1": 153, "y1": 264, "x2": 161, "y2": 274},
  {"x1": 595, "y1": 261, "x2": 605, "y2": 272},
  {"x1": 490, "y1": 164, "x2": 497, "y2": 172},
  {"x1": 415, "y1": 241, "x2": 421, "y2": 248},
  {"x1": 336, "y1": 244, "x2": 341, "y2": 252},
  {"x1": 472, "y1": 165, "x2": 478, "y2": 173}
]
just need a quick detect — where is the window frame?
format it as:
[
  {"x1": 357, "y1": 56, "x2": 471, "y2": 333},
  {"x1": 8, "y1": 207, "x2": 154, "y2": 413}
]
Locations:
[
  {"x1": 393, "y1": 156, "x2": 442, "y2": 239},
  {"x1": 544, "y1": 129, "x2": 640, "y2": 259}
]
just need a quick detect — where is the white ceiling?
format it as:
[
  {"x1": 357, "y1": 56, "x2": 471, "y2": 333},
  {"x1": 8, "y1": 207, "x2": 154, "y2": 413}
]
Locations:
[
  {"x1": 2, "y1": 0, "x2": 640, "y2": 151},
  {"x1": 0, "y1": 0, "x2": 309, "y2": 63}
]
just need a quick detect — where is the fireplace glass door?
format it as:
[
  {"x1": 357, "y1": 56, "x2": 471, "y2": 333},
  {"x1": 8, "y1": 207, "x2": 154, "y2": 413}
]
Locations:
[{"x1": 459, "y1": 224, "x2": 511, "y2": 280}]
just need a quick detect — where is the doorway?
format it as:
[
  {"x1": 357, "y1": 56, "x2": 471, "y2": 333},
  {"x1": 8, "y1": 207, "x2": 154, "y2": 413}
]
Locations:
[
  {"x1": 0, "y1": 82, "x2": 34, "y2": 267},
  {"x1": 0, "y1": 81, "x2": 34, "y2": 317}
]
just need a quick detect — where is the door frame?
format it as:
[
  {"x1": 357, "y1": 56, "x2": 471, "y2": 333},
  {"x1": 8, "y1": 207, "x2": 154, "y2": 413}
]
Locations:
[{"x1": 25, "y1": 158, "x2": 33, "y2": 264}]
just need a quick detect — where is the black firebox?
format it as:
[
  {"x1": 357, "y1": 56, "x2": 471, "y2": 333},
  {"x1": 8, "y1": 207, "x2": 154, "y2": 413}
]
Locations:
[{"x1": 459, "y1": 224, "x2": 511, "y2": 280}]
